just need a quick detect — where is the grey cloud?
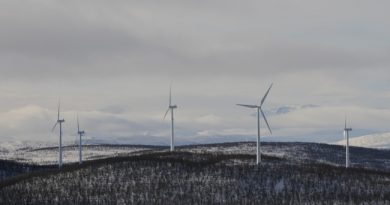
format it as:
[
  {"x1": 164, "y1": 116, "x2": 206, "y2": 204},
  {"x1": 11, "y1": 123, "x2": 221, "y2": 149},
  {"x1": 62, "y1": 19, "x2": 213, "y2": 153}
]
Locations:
[
  {"x1": 1, "y1": 0, "x2": 390, "y2": 80},
  {"x1": 274, "y1": 105, "x2": 320, "y2": 115},
  {"x1": 99, "y1": 105, "x2": 131, "y2": 114}
]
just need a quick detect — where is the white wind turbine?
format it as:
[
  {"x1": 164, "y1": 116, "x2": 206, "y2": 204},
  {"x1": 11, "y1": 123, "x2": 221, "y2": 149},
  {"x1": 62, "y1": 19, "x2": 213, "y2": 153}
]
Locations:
[
  {"x1": 237, "y1": 83, "x2": 273, "y2": 165},
  {"x1": 164, "y1": 86, "x2": 177, "y2": 152},
  {"x1": 344, "y1": 117, "x2": 352, "y2": 168},
  {"x1": 77, "y1": 115, "x2": 85, "y2": 165},
  {"x1": 52, "y1": 101, "x2": 65, "y2": 168}
]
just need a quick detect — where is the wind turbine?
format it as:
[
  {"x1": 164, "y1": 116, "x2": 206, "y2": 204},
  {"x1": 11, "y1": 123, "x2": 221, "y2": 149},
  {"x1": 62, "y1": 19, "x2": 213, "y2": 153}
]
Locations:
[
  {"x1": 52, "y1": 101, "x2": 65, "y2": 168},
  {"x1": 77, "y1": 115, "x2": 85, "y2": 165},
  {"x1": 237, "y1": 83, "x2": 273, "y2": 165},
  {"x1": 344, "y1": 116, "x2": 352, "y2": 168},
  {"x1": 164, "y1": 85, "x2": 177, "y2": 152}
]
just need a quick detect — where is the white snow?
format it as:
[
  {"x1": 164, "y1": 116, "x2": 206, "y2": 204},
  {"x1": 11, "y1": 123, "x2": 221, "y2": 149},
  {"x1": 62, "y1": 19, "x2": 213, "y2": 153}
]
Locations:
[
  {"x1": 0, "y1": 140, "x2": 152, "y2": 165},
  {"x1": 335, "y1": 132, "x2": 390, "y2": 149}
]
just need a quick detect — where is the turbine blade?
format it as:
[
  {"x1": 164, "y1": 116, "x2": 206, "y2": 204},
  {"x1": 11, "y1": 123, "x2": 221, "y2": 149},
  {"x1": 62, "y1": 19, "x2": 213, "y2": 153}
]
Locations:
[
  {"x1": 169, "y1": 84, "x2": 172, "y2": 106},
  {"x1": 77, "y1": 114, "x2": 80, "y2": 132},
  {"x1": 51, "y1": 122, "x2": 58, "y2": 132},
  {"x1": 236, "y1": 104, "x2": 258, "y2": 108},
  {"x1": 260, "y1": 83, "x2": 273, "y2": 107},
  {"x1": 57, "y1": 101, "x2": 60, "y2": 120},
  {"x1": 345, "y1": 115, "x2": 347, "y2": 129},
  {"x1": 260, "y1": 109, "x2": 272, "y2": 134},
  {"x1": 163, "y1": 108, "x2": 170, "y2": 120}
]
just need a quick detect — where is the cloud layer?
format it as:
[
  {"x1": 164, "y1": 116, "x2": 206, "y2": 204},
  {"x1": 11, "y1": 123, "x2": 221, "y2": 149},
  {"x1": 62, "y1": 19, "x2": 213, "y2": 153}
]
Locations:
[{"x1": 0, "y1": 0, "x2": 390, "y2": 144}]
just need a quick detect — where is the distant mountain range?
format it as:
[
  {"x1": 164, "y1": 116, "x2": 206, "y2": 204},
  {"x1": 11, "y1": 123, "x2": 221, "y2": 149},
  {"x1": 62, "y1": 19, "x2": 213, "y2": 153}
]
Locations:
[
  {"x1": 336, "y1": 132, "x2": 390, "y2": 149},
  {"x1": 2, "y1": 131, "x2": 390, "y2": 152}
]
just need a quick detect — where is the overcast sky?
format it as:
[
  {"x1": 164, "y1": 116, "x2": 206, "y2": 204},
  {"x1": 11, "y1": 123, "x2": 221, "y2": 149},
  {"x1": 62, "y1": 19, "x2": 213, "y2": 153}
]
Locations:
[{"x1": 1, "y1": 0, "x2": 390, "y2": 144}]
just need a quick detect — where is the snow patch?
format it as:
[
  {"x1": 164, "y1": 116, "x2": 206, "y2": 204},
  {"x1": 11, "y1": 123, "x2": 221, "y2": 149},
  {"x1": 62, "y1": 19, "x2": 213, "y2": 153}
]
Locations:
[{"x1": 335, "y1": 132, "x2": 390, "y2": 149}]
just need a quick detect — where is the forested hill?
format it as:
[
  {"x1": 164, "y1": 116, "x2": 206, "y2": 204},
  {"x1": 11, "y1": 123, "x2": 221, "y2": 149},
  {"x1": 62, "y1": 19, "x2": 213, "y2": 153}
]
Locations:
[{"x1": 1, "y1": 143, "x2": 390, "y2": 205}]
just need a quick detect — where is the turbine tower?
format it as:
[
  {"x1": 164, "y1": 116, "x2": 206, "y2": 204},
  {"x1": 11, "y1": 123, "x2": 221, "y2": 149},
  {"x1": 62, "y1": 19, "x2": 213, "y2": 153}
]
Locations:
[
  {"x1": 52, "y1": 101, "x2": 65, "y2": 168},
  {"x1": 164, "y1": 85, "x2": 177, "y2": 151},
  {"x1": 344, "y1": 117, "x2": 352, "y2": 168},
  {"x1": 77, "y1": 115, "x2": 85, "y2": 165},
  {"x1": 237, "y1": 83, "x2": 273, "y2": 165}
]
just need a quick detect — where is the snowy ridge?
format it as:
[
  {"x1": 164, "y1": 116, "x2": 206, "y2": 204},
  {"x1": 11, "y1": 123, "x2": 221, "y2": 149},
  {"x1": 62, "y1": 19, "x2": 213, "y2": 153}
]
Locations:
[
  {"x1": 0, "y1": 140, "x2": 154, "y2": 165},
  {"x1": 2, "y1": 141, "x2": 390, "y2": 171},
  {"x1": 335, "y1": 132, "x2": 390, "y2": 149}
]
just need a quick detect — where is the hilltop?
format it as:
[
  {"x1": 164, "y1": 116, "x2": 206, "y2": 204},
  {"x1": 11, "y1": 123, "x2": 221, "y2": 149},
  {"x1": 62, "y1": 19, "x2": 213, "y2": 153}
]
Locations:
[{"x1": 0, "y1": 142, "x2": 390, "y2": 204}]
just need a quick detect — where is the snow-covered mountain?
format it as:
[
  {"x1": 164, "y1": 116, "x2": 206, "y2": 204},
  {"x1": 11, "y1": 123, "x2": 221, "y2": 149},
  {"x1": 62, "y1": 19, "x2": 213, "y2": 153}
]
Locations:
[{"x1": 336, "y1": 132, "x2": 390, "y2": 149}]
